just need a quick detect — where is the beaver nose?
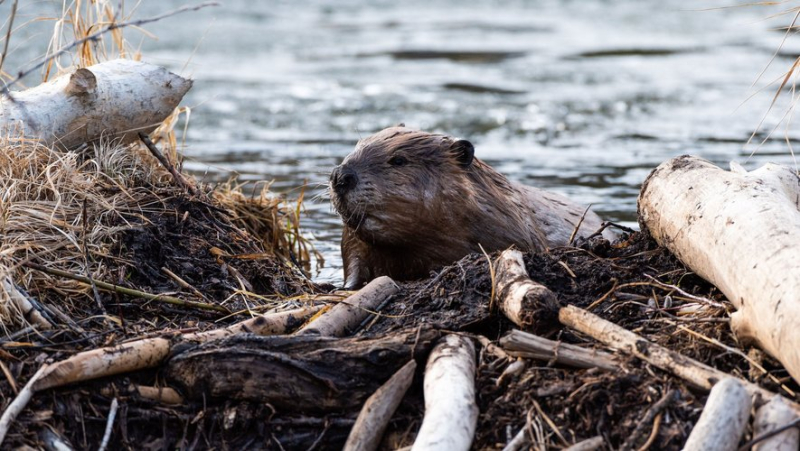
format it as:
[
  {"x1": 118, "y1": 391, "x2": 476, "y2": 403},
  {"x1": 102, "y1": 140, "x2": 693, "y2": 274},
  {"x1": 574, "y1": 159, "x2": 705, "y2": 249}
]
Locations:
[{"x1": 331, "y1": 166, "x2": 359, "y2": 194}]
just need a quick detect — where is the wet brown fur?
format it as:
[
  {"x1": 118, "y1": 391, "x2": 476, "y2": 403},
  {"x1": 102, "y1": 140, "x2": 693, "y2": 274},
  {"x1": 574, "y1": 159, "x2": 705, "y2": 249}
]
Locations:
[{"x1": 331, "y1": 126, "x2": 602, "y2": 288}]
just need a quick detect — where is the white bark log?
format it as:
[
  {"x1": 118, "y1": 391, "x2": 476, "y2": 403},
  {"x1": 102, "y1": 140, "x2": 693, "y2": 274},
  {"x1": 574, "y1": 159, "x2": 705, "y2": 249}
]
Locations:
[
  {"x1": 295, "y1": 276, "x2": 399, "y2": 337},
  {"x1": 412, "y1": 335, "x2": 478, "y2": 451},
  {"x1": 753, "y1": 396, "x2": 800, "y2": 451},
  {"x1": 0, "y1": 59, "x2": 192, "y2": 149},
  {"x1": 494, "y1": 249, "x2": 559, "y2": 331},
  {"x1": 639, "y1": 156, "x2": 800, "y2": 382},
  {"x1": 344, "y1": 359, "x2": 417, "y2": 451},
  {"x1": 683, "y1": 378, "x2": 751, "y2": 451},
  {"x1": 499, "y1": 329, "x2": 618, "y2": 371}
]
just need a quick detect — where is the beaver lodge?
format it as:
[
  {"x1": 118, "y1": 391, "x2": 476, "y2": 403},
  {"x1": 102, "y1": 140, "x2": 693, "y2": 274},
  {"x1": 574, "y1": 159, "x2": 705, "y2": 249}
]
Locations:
[{"x1": 3, "y1": 4, "x2": 800, "y2": 451}]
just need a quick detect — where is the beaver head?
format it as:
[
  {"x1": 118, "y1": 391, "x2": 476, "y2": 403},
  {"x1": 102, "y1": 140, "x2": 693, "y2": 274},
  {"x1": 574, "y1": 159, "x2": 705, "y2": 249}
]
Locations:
[{"x1": 330, "y1": 126, "x2": 476, "y2": 247}]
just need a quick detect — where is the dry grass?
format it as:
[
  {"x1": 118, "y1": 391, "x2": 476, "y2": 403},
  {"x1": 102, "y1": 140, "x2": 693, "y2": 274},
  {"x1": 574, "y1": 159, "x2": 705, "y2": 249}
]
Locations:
[{"x1": 0, "y1": 1, "x2": 319, "y2": 333}]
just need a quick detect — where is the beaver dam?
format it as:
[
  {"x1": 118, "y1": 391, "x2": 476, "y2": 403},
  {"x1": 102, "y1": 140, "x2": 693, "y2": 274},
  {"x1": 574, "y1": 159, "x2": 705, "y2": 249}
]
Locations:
[
  {"x1": 4, "y1": 4, "x2": 800, "y2": 450},
  {"x1": 2, "y1": 108, "x2": 800, "y2": 450}
]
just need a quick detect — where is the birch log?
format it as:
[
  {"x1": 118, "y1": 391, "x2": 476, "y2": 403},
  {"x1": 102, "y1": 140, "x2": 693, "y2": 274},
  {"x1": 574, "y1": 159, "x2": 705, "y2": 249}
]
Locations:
[
  {"x1": 639, "y1": 155, "x2": 800, "y2": 383},
  {"x1": 412, "y1": 334, "x2": 478, "y2": 451},
  {"x1": 682, "y1": 378, "x2": 751, "y2": 451},
  {"x1": 295, "y1": 276, "x2": 398, "y2": 337},
  {"x1": 494, "y1": 249, "x2": 559, "y2": 332},
  {"x1": 0, "y1": 59, "x2": 192, "y2": 149}
]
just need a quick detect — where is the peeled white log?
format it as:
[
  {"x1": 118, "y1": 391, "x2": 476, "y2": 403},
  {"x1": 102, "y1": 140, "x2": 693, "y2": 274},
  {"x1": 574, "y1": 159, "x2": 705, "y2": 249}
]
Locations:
[
  {"x1": 494, "y1": 249, "x2": 559, "y2": 332},
  {"x1": 344, "y1": 359, "x2": 417, "y2": 451},
  {"x1": 412, "y1": 335, "x2": 478, "y2": 451},
  {"x1": 683, "y1": 378, "x2": 751, "y2": 451},
  {"x1": 753, "y1": 396, "x2": 800, "y2": 451},
  {"x1": 295, "y1": 276, "x2": 399, "y2": 337},
  {"x1": 639, "y1": 156, "x2": 800, "y2": 382},
  {"x1": 0, "y1": 59, "x2": 192, "y2": 149}
]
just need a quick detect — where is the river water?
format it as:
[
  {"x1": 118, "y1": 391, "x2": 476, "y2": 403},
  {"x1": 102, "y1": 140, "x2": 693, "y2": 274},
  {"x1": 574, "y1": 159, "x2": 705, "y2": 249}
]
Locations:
[{"x1": 5, "y1": 1, "x2": 800, "y2": 283}]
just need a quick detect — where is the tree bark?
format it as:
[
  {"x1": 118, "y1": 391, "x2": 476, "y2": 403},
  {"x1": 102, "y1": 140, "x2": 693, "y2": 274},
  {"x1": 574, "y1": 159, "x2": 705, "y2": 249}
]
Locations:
[
  {"x1": 0, "y1": 59, "x2": 191, "y2": 149},
  {"x1": 683, "y1": 378, "x2": 751, "y2": 451},
  {"x1": 344, "y1": 359, "x2": 417, "y2": 451},
  {"x1": 638, "y1": 155, "x2": 800, "y2": 383},
  {"x1": 412, "y1": 334, "x2": 478, "y2": 451},
  {"x1": 166, "y1": 327, "x2": 438, "y2": 413},
  {"x1": 295, "y1": 276, "x2": 398, "y2": 337},
  {"x1": 494, "y1": 249, "x2": 559, "y2": 332},
  {"x1": 499, "y1": 329, "x2": 618, "y2": 371}
]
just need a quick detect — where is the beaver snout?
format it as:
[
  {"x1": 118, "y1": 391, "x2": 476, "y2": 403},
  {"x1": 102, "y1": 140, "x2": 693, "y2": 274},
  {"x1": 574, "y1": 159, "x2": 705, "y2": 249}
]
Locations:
[{"x1": 331, "y1": 165, "x2": 359, "y2": 195}]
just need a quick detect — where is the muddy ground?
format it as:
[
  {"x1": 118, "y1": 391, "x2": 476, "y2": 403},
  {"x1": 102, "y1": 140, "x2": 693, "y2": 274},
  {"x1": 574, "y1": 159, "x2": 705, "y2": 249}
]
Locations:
[{"x1": 2, "y1": 217, "x2": 795, "y2": 450}]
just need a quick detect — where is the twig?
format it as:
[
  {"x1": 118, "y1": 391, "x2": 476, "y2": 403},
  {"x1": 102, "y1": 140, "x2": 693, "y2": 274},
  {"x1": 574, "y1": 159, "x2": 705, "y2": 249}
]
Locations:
[
  {"x1": 139, "y1": 132, "x2": 196, "y2": 195},
  {"x1": 531, "y1": 399, "x2": 569, "y2": 447},
  {"x1": 97, "y1": 398, "x2": 118, "y2": 451},
  {"x1": 739, "y1": 417, "x2": 800, "y2": 451},
  {"x1": 23, "y1": 262, "x2": 229, "y2": 314},
  {"x1": 639, "y1": 413, "x2": 663, "y2": 451},
  {"x1": 620, "y1": 389, "x2": 678, "y2": 451},
  {"x1": 568, "y1": 204, "x2": 593, "y2": 245},
  {"x1": 643, "y1": 274, "x2": 724, "y2": 308},
  {"x1": 0, "y1": 363, "x2": 49, "y2": 446},
  {"x1": 0, "y1": 0, "x2": 18, "y2": 77},
  {"x1": 0, "y1": 2, "x2": 219, "y2": 97}
]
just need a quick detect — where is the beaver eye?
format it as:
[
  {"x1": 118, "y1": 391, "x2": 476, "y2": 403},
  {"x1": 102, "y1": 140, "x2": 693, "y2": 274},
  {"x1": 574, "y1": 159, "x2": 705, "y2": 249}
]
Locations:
[{"x1": 388, "y1": 156, "x2": 408, "y2": 167}]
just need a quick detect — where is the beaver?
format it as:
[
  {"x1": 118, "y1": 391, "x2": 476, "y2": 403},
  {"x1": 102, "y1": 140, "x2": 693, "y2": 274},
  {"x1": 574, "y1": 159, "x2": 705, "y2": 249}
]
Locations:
[{"x1": 330, "y1": 126, "x2": 608, "y2": 288}]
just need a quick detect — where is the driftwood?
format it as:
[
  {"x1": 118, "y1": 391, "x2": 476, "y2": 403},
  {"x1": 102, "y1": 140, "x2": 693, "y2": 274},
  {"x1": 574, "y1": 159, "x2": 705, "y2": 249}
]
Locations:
[
  {"x1": 344, "y1": 359, "x2": 417, "y2": 451},
  {"x1": 0, "y1": 59, "x2": 191, "y2": 149},
  {"x1": 639, "y1": 155, "x2": 800, "y2": 382},
  {"x1": 30, "y1": 307, "x2": 320, "y2": 391},
  {"x1": 412, "y1": 335, "x2": 478, "y2": 451},
  {"x1": 493, "y1": 249, "x2": 559, "y2": 332},
  {"x1": 753, "y1": 396, "x2": 800, "y2": 451},
  {"x1": 167, "y1": 327, "x2": 438, "y2": 413},
  {"x1": 296, "y1": 276, "x2": 399, "y2": 337},
  {"x1": 683, "y1": 378, "x2": 751, "y2": 451},
  {"x1": 499, "y1": 329, "x2": 618, "y2": 371},
  {"x1": 558, "y1": 305, "x2": 798, "y2": 411}
]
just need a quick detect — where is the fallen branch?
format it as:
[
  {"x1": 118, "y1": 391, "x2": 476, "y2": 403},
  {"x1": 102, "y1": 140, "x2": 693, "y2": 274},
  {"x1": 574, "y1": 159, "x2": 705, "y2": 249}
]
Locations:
[
  {"x1": 0, "y1": 363, "x2": 48, "y2": 446},
  {"x1": 639, "y1": 156, "x2": 800, "y2": 382},
  {"x1": 24, "y1": 262, "x2": 230, "y2": 314},
  {"x1": 412, "y1": 335, "x2": 478, "y2": 451},
  {"x1": 558, "y1": 305, "x2": 798, "y2": 411},
  {"x1": 683, "y1": 378, "x2": 751, "y2": 451},
  {"x1": 344, "y1": 359, "x2": 417, "y2": 451},
  {"x1": 97, "y1": 398, "x2": 119, "y2": 451},
  {"x1": 564, "y1": 436, "x2": 604, "y2": 451},
  {"x1": 500, "y1": 329, "x2": 618, "y2": 371},
  {"x1": 493, "y1": 249, "x2": 559, "y2": 332},
  {"x1": 296, "y1": 276, "x2": 399, "y2": 337},
  {"x1": 30, "y1": 307, "x2": 320, "y2": 391},
  {"x1": 139, "y1": 132, "x2": 195, "y2": 194},
  {"x1": 1, "y1": 275, "x2": 52, "y2": 330}
]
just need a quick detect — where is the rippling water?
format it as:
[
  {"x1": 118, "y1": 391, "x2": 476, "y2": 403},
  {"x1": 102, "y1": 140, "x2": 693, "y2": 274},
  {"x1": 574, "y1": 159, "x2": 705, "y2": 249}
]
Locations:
[{"x1": 5, "y1": 1, "x2": 800, "y2": 283}]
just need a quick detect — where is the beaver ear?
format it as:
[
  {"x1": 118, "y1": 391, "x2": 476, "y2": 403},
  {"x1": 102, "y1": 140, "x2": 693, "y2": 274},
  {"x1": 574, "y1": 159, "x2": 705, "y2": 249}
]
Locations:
[{"x1": 450, "y1": 139, "x2": 474, "y2": 168}]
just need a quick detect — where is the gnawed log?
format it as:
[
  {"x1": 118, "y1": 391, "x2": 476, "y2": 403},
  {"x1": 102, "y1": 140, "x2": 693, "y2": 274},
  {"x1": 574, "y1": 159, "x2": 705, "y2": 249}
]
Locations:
[
  {"x1": 167, "y1": 327, "x2": 438, "y2": 413},
  {"x1": 0, "y1": 59, "x2": 192, "y2": 149},
  {"x1": 558, "y1": 305, "x2": 799, "y2": 412},
  {"x1": 32, "y1": 307, "x2": 320, "y2": 391},
  {"x1": 683, "y1": 378, "x2": 751, "y2": 451},
  {"x1": 499, "y1": 329, "x2": 618, "y2": 371},
  {"x1": 753, "y1": 396, "x2": 800, "y2": 451},
  {"x1": 344, "y1": 359, "x2": 417, "y2": 451},
  {"x1": 412, "y1": 335, "x2": 478, "y2": 451},
  {"x1": 296, "y1": 276, "x2": 399, "y2": 337},
  {"x1": 493, "y1": 249, "x2": 559, "y2": 332},
  {"x1": 638, "y1": 155, "x2": 800, "y2": 382}
]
